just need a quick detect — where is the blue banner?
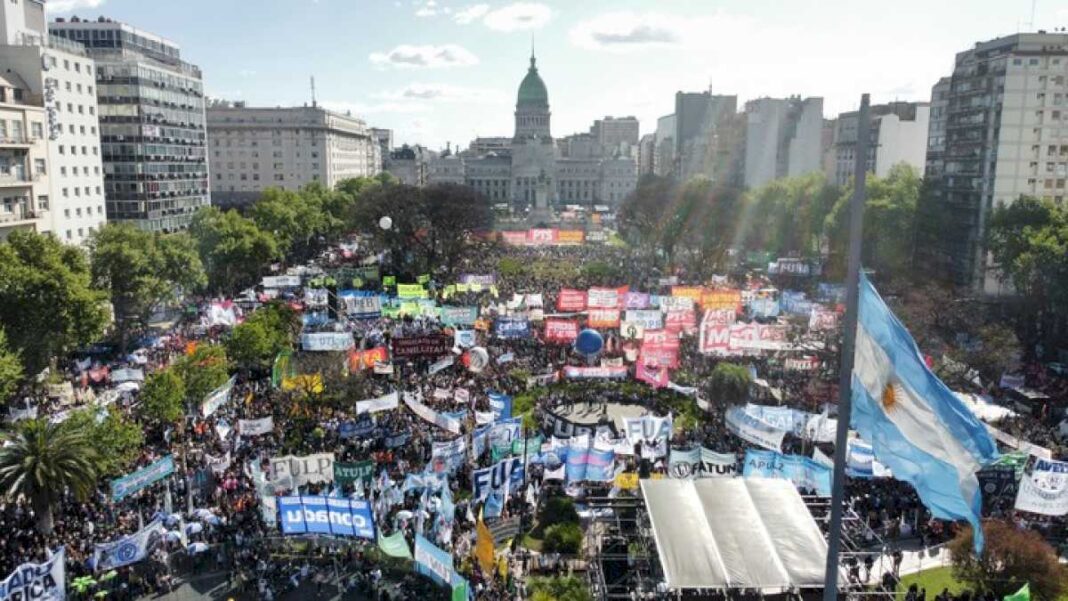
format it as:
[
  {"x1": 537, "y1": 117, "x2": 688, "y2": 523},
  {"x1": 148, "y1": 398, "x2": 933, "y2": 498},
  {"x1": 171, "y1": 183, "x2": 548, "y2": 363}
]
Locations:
[
  {"x1": 414, "y1": 534, "x2": 453, "y2": 587},
  {"x1": 747, "y1": 297, "x2": 780, "y2": 318},
  {"x1": 742, "y1": 449, "x2": 831, "y2": 496},
  {"x1": 111, "y1": 456, "x2": 175, "y2": 502},
  {"x1": 565, "y1": 445, "x2": 616, "y2": 482},
  {"x1": 816, "y1": 283, "x2": 846, "y2": 303},
  {"x1": 277, "y1": 496, "x2": 375, "y2": 539},
  {"x1": 780, "y1": 291, "x2": 817, "y2": 316},
  {"x1": 472, "y1": 457, "x2": 524, "y2": 501},
  {"x1": 338, "y1": 417, "x2": 375, "y2": 439},
  {"x1": 494, "y1": 318, "x2": 531, "y2": 339},
  {"x1": 488, "y1": 391, "x2": 512, "y2": 421}
]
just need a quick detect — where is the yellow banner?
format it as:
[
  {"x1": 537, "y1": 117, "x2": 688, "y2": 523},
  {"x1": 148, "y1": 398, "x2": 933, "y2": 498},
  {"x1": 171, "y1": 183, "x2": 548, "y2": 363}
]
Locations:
[
  {"x1": 671, "y1": 286, "x2": 705, "y2": 302},
  {"x1": 702, "y1": 289, "x2": 741, "y2": 311},
  {"x1": 557, "y1": 230, "x2": 585, "y2": 244},
  {"x1": 397, "y1": 283, "x2": 427, "y2": 299}
]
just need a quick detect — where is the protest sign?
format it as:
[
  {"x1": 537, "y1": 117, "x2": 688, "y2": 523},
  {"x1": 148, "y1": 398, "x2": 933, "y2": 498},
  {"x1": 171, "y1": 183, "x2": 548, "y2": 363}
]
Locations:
[{"x1": 278, "y1": 496, "x2": 375, "y2": 539}]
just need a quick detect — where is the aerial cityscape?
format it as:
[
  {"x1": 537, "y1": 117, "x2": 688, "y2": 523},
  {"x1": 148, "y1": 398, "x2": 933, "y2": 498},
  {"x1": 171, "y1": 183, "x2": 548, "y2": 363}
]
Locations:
[{"x1": 0, "y1": 0, "x2": 1066, "y2": 600}]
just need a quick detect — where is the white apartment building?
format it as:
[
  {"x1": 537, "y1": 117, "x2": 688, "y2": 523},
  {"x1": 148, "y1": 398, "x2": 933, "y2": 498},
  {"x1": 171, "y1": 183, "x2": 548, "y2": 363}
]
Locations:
[
  {"x1": 744, "y1": 96, "x2": 824, "y2": 188},
  {"x1": 831, "y1": 101, "x2": 931, "y2": 186},
  {"x1": 0, "y1": 71, "x2": 49, "y2": 239},
  {"x1": 922, "y1": 32, "x2": 1068, "y2": 293},
  {"x1": 206, "y1": 103, "x2": 380, "y2": 207},
  {"x1": 0, "y1": 0, "x2": 105, "y2": 244}
]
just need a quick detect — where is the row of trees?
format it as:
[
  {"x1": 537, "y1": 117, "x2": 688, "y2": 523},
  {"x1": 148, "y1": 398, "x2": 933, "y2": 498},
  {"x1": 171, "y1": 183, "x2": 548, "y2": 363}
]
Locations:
[{"x1": 619, "y1": 164, "x2": 922, "y2": 281}]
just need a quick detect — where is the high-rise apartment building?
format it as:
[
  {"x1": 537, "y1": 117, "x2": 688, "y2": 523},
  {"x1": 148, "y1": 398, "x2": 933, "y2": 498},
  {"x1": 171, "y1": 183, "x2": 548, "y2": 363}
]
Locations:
[
  {"x1": 920, "y1": 33, "x2": 1068, "y2": 293},
  {"x1": 831, "y1": 101, "x2": 930, "y2": 186},
  {"x1": 743, "y1": 96, "x2": 824, "y2": 189},
  {"x1": 0, "y1": 0, "x2": 106, "y2": 244},
  {"x1": 653, "y1": 114, "x2": 675, "y2": 177},
  {"x1": 673, "y1": 91, "x2": 739, "y2": 183},
  {"x1": 205, "y1": 102, "x2": 381, "y2": 207},
  {"x1": 50, "y1": 16, "x2": 208, "y2": 232}
]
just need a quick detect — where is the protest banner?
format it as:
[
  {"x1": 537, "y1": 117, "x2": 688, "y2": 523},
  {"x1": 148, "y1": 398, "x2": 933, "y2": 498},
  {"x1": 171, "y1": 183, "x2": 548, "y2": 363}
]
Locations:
[
  {"x1": 562, "y1": 366, "x2": 628, "y2": 380},
  {"x1": 624, "y1": 309, "x2": 662, "y2": 330},
  {"x1": 111, "y1": 455, "x2": 175, "y2": 501},
  {"x1": 544, "y1": 319, "x2": 579, "y2": 343},
  {"x1": 664, "y1": 309, "x2": 697, "y2": 335},
  {"x1": 348, "y1": 347, "x2": 388, "y2": 372},
  {"x1": 725, "y1": 406, "x2": 785, "y2": 450},
  {"x1": 624, "y1": 291, "x2": 651, "y2": 309},
  {"x1": 404, "y1": 393, "x2": 462, "y2": 434},
  {"x1": 262, "y1": 275, "x2": 301, "y2": 288},
  {"x1": 355, "y1": 391, "x2": 399, "y2": 414},
  {"x1": 392, "y1": 335, "x2": 452, "y2": 358},
  {"x1": 459, "y1": 274, "x2": 496, "y2": 286},
  {"x1": 701, "y1": 289, "x2": 742, "y2": 312},
  {"x1": 541, "y1": 408, "x2": 606, "y2": 439},
  {"x1": 1015, "y1": 459, "x2": 1068, "y2": 516},
  {"x1": 378, "y1": 532, "x2": 413, "y2": 559},
  {"x1": 238, "y1": 416, "x2": 274, "y2": 437},
  {"x1": 334, "y1": 460, "x2": 375, "y2": 487},
  {"x1": 587, "y1": 309, "x2": 621, "y2": 329},
  {"x1": 431, "y1": 438, "x2": 468, "y2": 472},
  {"x1": 93, "y1": 518, "x2": 166, "y2": 570},
  {"x1": 588, "y1": 286, "x2": 627, "y2": 309},
  {"x1": 495, "y1": 318, "x2": 531, "y2": 339},
  {"x1": 278, "y1": 496, "x2": 375, "y2": 539},
  {"x1": 339, "y1": 292, "x2": 382, "y2": 319},
  {"x1": 0, "y1": 547, "x2": 65, "y2": 601},
  {"x1": 472, "y1": 457, "x2": 525, "y2": 501},
  {"x1": 270, "y1": 453, "x2": 335, "y2": 487},
  {"x1": 441, "y1": 306, "x2": 479, "y2": 326},
  {"x1": 556, "y1": 289, "x2": 588, "y2": 312},
  {"x1": 414, "y1": 534, "x2": 453, "y2": 587},
  {"x1": 397, "y1": 283, "x2": 428, "y2": 299},
  {"x1": 200, "y1": 375, "x2": 236, "y2": 418},
  {"x1": 429, "y1": 355, "x2": 455, "y2": 375},
  {"x1": 743, "y1": 449, "x2": 832, "y2": 496},
  {"x1": 301, "y1": 332, "x2": 355, "y2": 352}
]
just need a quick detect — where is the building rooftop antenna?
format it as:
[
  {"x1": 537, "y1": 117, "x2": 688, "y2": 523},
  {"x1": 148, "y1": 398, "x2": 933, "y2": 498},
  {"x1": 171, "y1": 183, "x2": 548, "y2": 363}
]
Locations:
[{"x1": 310, "y1": 76, "x2": 317, "y2": 108}]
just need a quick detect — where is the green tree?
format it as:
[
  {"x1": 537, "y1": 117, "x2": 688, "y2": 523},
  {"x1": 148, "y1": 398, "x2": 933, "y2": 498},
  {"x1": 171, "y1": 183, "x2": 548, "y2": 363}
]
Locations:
[
  {"x1": 225, "y1": 302, "x2": 298, "y2": 374},
  {"x1": 708, "y1": 362, "x2": 751, "y2": 405},
  {"x1": 0, "y1": 329, "x2": 23, "y2": 402},
  {"x1": 986, "y1": 196, "x2": 1068, "y2": 353},
  {"x1": 543, "y1": 522, "x2": 583, "y2": 554},
  {"x1": 63, "y1": 405, "x2": 144, "y2": 478},
  {"x1": 618, "y1": 174, "x2": 677, "y2": 249},
  {"x1": 0, "y1": 418, "x2": 98, "y2": 534},
  {"x1": 139, "y1": 368, "x2": 186, "y2": 426},
  {"x1": 949, "y1": 520, "x2": 1067, "y2": 601},
  {"x1": 189, "y1": 207, "x2": 282, "y2": 293},
  {"x1": 88, "y1": 224, "x2": 205, "y2": 350},
  {"x1": 173, "y1": 344, "x2": 230, "y2": 408},
  {"x1": 250, "y1": 187, "x2": 322, "y2": 256},
  {"x1": 527, "y1": 576, "x2": 592, "y2": 601},
  {"x1": 422, "y1": 183, "x2": 494, "y2": 275},
  {"x1": 739, "y1": 172, "x2": 840, "y2": 257},
  {"x1": 0, "y1": 231, "x2": 108, "y2": 376},
  {"x1": 826, "y1": 163, "x2": 922, "y2": 280}
]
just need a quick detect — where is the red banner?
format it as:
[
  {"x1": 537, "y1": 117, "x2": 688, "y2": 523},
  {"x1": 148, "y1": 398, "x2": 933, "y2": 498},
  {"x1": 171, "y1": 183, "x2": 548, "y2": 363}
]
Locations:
[
  {"x1": 501, "y1": 231, "x2": 529, "y2": 246},
  {"x1": 587, "y1": 309, "x2": 621, "y2": 329},
  {"x1": 544, "y1": 319, "x2": 579, "y2": 343},
  {"x1": 348, "y1": 346, "x2": 389, "y2": 371},
  {"x1": 664, "y1": 309, "x2": 697, "y2": 335},
  {"x1": 557, "y1": 289, "x2": 588, "y2": 312},
  {"x1": 529, "y1": 228, "x2": 558, "y2": 245},
  {"x1": 636, "y1": 362, "x2": 670, "y2": 388}
]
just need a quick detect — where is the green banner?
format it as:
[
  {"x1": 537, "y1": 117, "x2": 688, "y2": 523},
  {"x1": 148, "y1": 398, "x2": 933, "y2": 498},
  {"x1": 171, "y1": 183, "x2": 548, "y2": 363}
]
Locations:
[
  {"x1": 334, "y1": 460, "x2": 375, "y2": 486},
  {"x1": 511, "y1": 435, "x2": 543, "y2": 457},
  {"x1": 378, "y1": 532, "x2": 412, "y2": 559},
  {"x1": 451, "y1": 577, "x2": 468, "y2": 601},
  {"x1": 383, "y1": 275, "x2": 396, "y2": 287},
  {"x1": 417, "y1": 273, "x2": 431, "y2": 285},
  {"x1": 271, "y1": 350, "x2": 295, "y2": 389},
  {"x1": 397, "y1": 283, "x2": 428, "y2": 299}
]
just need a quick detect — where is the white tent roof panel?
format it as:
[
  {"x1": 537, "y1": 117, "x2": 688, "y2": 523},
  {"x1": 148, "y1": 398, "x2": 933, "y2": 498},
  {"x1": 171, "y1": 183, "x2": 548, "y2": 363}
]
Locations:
[{"x1": 641, "y1": 478, "x2": 831, "y2": 591}]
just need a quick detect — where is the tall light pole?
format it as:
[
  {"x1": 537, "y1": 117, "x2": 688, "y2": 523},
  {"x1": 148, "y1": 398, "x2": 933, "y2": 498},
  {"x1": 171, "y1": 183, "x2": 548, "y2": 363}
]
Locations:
[{"x1": 823, "y1": 93, "x2": 871, "y2": 601}]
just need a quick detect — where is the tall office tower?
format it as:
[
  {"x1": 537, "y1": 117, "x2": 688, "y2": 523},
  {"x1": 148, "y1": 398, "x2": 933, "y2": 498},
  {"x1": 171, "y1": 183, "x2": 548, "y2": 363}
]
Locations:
[{"x1": 51, "y1": 16, "x2": 208, "y2": 232}]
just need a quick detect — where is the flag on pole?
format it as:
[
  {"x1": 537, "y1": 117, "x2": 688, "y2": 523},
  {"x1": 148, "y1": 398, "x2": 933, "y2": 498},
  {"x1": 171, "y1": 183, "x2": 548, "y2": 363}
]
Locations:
[
  {"x1": 1004, "y1": 584, "x2": 1029, "y2": 601},
  {"x1": 474, "y1": 510, "x2": 496, "y2": 575},
  {"x1": 851, "y1": 273, "x2": 998, "y2": 552}
]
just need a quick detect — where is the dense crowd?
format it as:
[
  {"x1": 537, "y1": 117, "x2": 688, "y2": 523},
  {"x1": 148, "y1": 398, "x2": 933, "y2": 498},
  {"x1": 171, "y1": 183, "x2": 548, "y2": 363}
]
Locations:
[{"x1": 1, "y1": 238, "x2": 1065, "y2": 600}]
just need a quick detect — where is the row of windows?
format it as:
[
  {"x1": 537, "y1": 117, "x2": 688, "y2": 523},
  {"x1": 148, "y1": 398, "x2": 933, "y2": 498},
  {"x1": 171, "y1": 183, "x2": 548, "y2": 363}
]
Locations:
[
  {"x1": 61, "y1": 80, "x2": 94, "y2": 96},
  {"x1": 58, "y1": 165, "x2": 101, "y2": 177},
  {"x1": 57, "y1": 144, "x2": 99, "y2": 156},
  {"x1": 61, "y1": 186, "x2": 103, "y2": 198},
  {"x1": 63, "y1": 205, "x2": 105, "y2": 218},
  {"x1": 45, "y1": 55, "x2": 92, "y2": 76},
  {"x1": 56, "y1": 102, "x2": 95, "y2": 116}
]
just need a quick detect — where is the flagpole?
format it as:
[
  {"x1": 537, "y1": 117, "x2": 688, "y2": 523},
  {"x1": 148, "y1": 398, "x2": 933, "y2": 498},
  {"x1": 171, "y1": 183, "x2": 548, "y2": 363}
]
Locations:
[{"x1": 823, "y1": 93, "x2": 871, "y2": 601}]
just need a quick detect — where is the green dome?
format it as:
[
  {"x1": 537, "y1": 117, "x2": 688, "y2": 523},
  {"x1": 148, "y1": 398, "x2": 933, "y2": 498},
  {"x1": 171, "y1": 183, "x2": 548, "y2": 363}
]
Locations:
[{"x1": 517, "y1": 56, "x2": 548, "y2": 108}]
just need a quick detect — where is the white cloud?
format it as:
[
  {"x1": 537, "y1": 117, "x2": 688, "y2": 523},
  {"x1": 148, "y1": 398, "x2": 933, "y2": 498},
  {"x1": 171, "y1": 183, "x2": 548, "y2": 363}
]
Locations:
[
  {"x1": 369, "y1": 44, "x2": 479, "y2": 69},
  {"x1": 570, "y1": 11, "x2": 694, "y2": 50},
  {"x1": 483, "y1": 2, "x2": 552, "y2": 32},
  {"x1": 46, "y1": 0, "x2": 104, "y2": 13},
  {"x1": 414, "y1": 0, "x2": 438, "y2": 18},
  {"x1": 454, "y1": 3, "x2": 490, "y2": 25},
  {"x1": 375, "y1": 83, "x2": 505, "y2": 103}
]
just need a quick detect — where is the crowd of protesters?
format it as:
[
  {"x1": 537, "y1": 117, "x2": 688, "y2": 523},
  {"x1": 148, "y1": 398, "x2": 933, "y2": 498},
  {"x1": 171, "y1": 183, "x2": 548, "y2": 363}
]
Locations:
[{"x1": 0, "y1": 237, "x2": 1065, "y2": 601}]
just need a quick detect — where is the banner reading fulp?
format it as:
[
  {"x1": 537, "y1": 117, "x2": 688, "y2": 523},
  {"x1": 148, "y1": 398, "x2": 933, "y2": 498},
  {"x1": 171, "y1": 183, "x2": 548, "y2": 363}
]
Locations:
[
  {"x1": 111, "y1": 455, "x2": 175, "y2": 501},
  {"x1": 277, "y1": 496, "x2": 375, "y2": 539}
]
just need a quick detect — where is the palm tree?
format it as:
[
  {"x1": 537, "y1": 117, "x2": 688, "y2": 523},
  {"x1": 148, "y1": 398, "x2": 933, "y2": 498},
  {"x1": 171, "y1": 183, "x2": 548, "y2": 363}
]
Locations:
[{"x1": 0, "y1": 418, "x2": 99, "y2": 534}]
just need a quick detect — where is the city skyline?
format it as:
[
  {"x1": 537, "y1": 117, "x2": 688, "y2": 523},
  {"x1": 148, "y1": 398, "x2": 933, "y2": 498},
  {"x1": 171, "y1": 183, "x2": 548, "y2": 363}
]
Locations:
[{"x1": 45, "y1": 0, "x2": 1067, "y2": 148}]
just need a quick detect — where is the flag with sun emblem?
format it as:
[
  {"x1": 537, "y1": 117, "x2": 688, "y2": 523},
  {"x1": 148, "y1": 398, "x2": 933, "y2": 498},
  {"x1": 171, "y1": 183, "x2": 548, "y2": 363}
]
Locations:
[{"x1": 851, "y1": 273, "x2": 998, "y2": 552}]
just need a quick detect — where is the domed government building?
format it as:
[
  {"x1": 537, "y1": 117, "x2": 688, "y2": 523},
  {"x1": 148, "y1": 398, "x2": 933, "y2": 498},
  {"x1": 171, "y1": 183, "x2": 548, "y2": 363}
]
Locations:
[{"x1": 408, "y1": 52, "x2": 640, "y2": 212}]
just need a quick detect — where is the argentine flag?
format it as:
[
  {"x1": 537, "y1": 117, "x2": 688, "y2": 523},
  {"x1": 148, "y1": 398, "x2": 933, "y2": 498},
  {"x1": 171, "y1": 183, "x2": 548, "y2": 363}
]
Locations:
[{"x1": 852, "y1": 274, "x2": 998, "y2": 552}]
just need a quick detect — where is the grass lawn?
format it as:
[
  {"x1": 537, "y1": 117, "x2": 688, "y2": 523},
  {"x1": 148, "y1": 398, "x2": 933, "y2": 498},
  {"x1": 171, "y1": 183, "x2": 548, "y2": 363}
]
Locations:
[
  {"x1": 897, "y1": 568, "x2": 1065, "y2": 601},
  {"x1": 897, "y1": 567, "x2": 967, "y2": 599},
  {"x1": 521, "y1": 533, "x2": 543, "y2": 552}
]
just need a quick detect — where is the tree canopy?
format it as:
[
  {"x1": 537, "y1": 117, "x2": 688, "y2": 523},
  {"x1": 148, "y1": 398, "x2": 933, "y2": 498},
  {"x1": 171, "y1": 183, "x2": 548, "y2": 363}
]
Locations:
[
  {"x1": 190, "y1": 207, "x2": 282, "y2": 293},
  {"x1": 0, "y1": 329, "x2": 22, "y2": 403},
  {"x1": 0, "y1": 231, "x2": 108, "y2": 376}
]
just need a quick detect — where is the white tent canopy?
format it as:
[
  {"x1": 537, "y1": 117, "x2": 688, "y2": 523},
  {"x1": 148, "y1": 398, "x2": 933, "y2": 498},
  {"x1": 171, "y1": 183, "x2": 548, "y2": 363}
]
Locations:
[{"x1": 641, "y1": 478, "x2": 833, "y2": 591}]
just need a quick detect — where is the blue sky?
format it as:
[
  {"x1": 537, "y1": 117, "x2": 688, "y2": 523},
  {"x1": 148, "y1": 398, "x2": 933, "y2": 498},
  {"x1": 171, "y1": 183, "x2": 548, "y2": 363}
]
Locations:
[{"x1": 48, "y1": 0, "x2": 1068, "y2": 149}]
